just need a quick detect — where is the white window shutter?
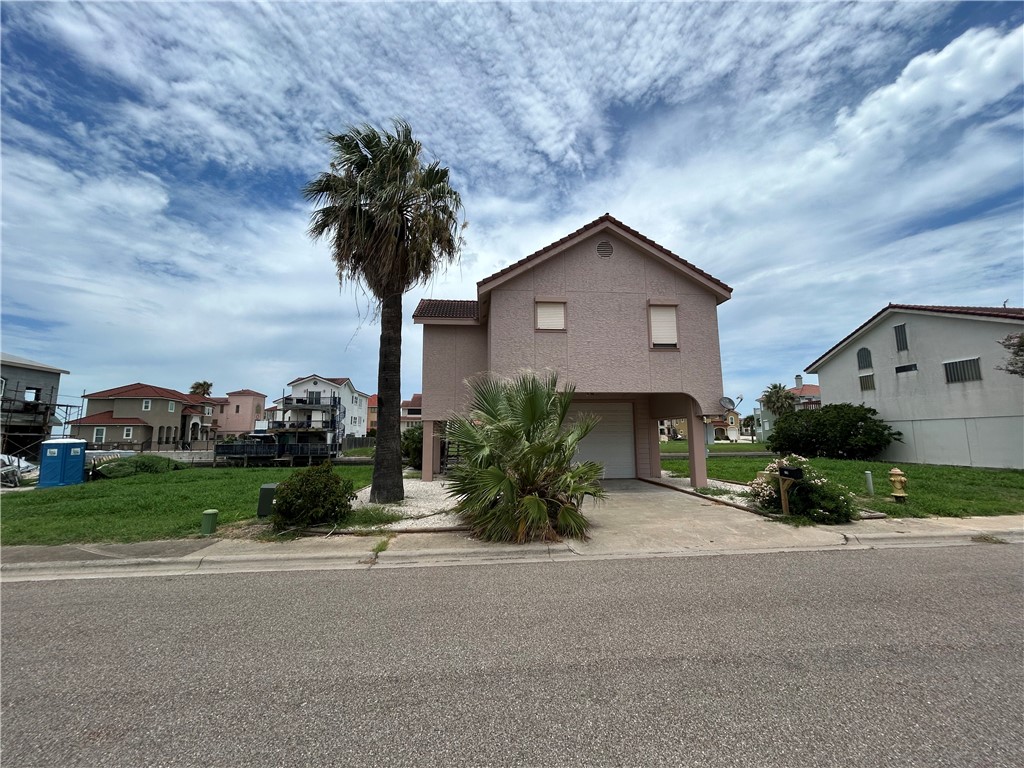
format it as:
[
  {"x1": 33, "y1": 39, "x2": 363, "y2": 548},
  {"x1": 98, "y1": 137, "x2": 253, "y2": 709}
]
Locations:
[
  {"x1": 536, "y1": 302, "x2": 565, "y2": 330},
  {"x1": 649, "y1": 305, "x2": 678, "y2": 346}
]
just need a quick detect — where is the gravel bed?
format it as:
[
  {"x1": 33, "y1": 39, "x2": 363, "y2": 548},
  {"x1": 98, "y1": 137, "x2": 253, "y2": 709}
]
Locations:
[{"x1": 353, "y1": 477, "x2": 463, "y2": 530}]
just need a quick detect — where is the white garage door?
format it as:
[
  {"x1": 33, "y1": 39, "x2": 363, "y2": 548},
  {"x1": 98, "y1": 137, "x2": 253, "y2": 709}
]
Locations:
[{"x1": 567, "y1": 402, "x2": 635, "y2": 479}]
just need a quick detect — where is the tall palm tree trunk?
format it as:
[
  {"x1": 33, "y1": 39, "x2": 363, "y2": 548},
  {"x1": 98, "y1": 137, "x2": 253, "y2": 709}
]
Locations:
[{"x1": 371, "y1": 292, "x2": 404, "y2": 503}]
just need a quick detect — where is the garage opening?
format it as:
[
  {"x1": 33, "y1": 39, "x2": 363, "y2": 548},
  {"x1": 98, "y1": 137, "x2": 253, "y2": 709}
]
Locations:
[{"x1": 567, "y1": 402, "x2": 635, "y2": 479}]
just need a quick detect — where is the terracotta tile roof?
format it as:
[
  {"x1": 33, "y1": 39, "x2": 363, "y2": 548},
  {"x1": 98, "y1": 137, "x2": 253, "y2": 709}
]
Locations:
[
  {"x1": 209, "y1": 397, "x2": 230, "y2": 405},
  {"x1": 368, "y1": 394, "x2": 378, "y2": 407},
  {"x1": 83, "y1": 383, "x2": 190, "y2": 401},
  {"x1": 806, "y1": 303, "x2": 1024, "y2": 372},
  {"x1": 791, "y1": 384, "x2": 821, "y2": 397},
  {"x1": 412, "y1": 299, "x2": 479, "y2": 320},
  {"x1": 401, "y1": 393, "x2": 423, "y2": 408},
  {"x1": 478, "y1": 213, "x2": 732, "y2": 294},
  {"x1": 324, "y1": 377, "x2": 351, "y2": 386},
  {"x1": 226, "y1": 389, "x2": 267, "y2": 397},
  {"x1": 69, "y1": 410, "x2": 148, "y2": 426}
]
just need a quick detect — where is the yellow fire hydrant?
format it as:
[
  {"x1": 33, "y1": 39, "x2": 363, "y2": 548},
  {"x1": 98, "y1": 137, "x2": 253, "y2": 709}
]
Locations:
[{"x1": 888, "y1": 468, "x2": 908, "y2": 504}]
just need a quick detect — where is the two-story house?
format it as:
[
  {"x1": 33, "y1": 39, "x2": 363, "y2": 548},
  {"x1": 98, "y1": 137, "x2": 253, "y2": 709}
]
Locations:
[
  {"x1": 367, "y1": 394, "x2": 378, "y2": 434},
  {"x1": 214, "y1": 389, "x2": 267, "y2": 438},
  {"x1": 0, "y1": 353, "x2": 70, "y2": 460},
  {"x1": 400, "y1": 393, "x2": 422, "y2": 433},
  {"x1": 805, "y1": 304, "x2": 1024, "y2": 469},
  {"x1": 269, "y1": 376, "x2": 370, "y2": 449},
  {"x1": 413, "y1": 214, "x2": 732, "y2": 486},
  {"x1": 68, "y1": 383, "x2": 218, "y2": 450}
]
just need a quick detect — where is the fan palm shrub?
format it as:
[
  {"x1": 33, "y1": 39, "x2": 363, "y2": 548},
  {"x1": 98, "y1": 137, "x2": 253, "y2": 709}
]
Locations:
[{"x1": 445, "y1": 372, "x2": 606, "y2": 543}]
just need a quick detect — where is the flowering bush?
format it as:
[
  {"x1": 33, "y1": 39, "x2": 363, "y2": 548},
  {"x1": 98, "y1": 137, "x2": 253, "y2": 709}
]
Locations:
[{"x1": 749, "y1": 455, "x2": 856, "y2": 524}]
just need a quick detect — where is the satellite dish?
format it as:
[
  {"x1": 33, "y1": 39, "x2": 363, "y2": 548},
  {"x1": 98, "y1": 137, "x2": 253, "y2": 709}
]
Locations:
[{"x1": 719, "y1": 397, "x2": 735, "y2": 411}]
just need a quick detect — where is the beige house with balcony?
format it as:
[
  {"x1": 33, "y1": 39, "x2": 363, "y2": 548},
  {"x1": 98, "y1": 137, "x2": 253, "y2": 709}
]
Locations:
[{"x1": 414, "y1": 214, "x2": 732, "y2": 486}]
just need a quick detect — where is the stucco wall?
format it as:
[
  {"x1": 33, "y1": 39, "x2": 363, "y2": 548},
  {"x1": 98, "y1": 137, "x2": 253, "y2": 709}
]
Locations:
[
  {"x1": 219, "y1": 394, "x2": 266, "y2": 435},
  {"x1": 486, "y1": 232, "x2": 724, "y2": 414},
  {"x1": 421, "y1": 324, "x2": 489, "y2": 421},
  {"x1": 814, "y1": 312, "x2": 1024, "y2": 469}
]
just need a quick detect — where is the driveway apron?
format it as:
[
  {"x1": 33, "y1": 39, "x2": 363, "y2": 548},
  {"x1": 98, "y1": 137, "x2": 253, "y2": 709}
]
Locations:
[{"x1": 572, "y1": 479, "x2": 845, "y2": 557}]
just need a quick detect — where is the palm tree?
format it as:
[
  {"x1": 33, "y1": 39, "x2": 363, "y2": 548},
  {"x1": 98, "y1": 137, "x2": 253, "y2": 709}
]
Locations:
[
  {"x1": 761, "y1": 382, "x2": 796, "y2": 416},
  {"x1": 445, "y1": 371, "x2": 607, "y2": 543},
  {"x1": 189, "y1": 381, "x2": 213, "y2": 397},
  {"x1": 303, "y1": 119, "x2": 463, "y2": 503}
]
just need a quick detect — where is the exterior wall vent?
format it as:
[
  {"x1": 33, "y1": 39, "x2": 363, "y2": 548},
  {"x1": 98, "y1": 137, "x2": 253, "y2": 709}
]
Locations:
[{"x1": 597, "y1": 240, "x2": 613, "y2": 258}]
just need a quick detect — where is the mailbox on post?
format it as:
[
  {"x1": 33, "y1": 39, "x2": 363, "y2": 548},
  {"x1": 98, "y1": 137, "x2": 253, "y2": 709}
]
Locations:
[{"x1": 779, "y1": 466, "x2": 804, "y2": 481}]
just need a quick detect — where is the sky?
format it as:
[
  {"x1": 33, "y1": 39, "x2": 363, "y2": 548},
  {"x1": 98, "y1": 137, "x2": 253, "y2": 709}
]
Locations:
[{"x1": 2, "y1": 1, "x2": 1022, "y2": 417}]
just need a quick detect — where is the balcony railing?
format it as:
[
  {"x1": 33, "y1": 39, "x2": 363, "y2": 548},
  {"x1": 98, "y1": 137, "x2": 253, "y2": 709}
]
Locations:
[
  {"x1": 267, "y1": 420, "x2": 338, "y2": 431},
  {"x1": 277, "y1": 396, "x2": 341, "y2": 408}
]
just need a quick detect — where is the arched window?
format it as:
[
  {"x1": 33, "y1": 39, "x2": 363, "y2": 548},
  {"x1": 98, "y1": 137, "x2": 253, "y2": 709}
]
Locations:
[
  {"x1": 857, "y1": 347, "x2": 873, "y2": 370},
  {"x1": 158, "y1": 426, "x2": 165, "y2": 444}
]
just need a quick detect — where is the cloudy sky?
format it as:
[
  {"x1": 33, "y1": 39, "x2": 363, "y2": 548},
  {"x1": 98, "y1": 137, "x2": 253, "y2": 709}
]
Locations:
[{"x1": 2, "y1": 1, "x2": 1022, "y2": 416}]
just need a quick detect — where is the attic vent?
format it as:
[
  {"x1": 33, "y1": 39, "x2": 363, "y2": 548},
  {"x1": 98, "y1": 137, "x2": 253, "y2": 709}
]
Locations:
[{"x1": 597, "y1": 240, "x2": 613, "y2": 258}]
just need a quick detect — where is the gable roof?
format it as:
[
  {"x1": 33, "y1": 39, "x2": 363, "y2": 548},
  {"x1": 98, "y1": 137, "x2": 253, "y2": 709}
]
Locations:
[
  {"x1": 69, "y1": 410, "x2": 149, "y2": 427},
  {"x1": 0, "y1": 353, "x2": 70, "y2": 375},
  {"x1": 806, "y1": 304, "x2": 1024, "y2": 373},
  {"x1": 401, "y1": 393, "x2": 423, "y2": 409},
  {"x1": 368, "y1": 394, "x2": 378, "y2": 407},
  {"x1": 83, "y1": 383, "x2": 191, "y2": 401},
  {"x1": 227, "y1": 389, "x2": 267, "y2": 397},
  {"x1": 286, "y1": 374, "x2": 352, "y2": 387},
  {"x1": 477, "y1": 213, "x2": 732, "y2": 301}
]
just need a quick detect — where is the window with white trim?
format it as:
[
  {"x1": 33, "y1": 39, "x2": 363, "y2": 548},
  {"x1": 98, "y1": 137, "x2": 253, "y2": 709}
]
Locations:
[
  {"x1": 168, "y1": 401, "x2": 175, "y2": 413},
  {"x1": 94, "y1": 427, "x2": 106, "y2": 443},
  {"x1": 204, "y1": 406, "x2": 213, "y2": 416},
  {"x1": 649, "y1": 305, "x2": 678, "y2": 348},
  {"x1": 944, "y1": 358, "x2": 982, "y2": 383},
  {"x1": 142, "y1": 399, "x2": 151, "y2": 411},
  {"x1": 124, "y1": 427, "x2": 133, "y2": 439},
  {"x1": 535, "y1": 301, "x2": 566, "y2": 330}
]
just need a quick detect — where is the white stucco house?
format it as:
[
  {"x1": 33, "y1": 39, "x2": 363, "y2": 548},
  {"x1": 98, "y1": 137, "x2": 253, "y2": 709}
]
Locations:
[{"x1": 805, "y1": 304, "x2": 1024, "y2": 469}]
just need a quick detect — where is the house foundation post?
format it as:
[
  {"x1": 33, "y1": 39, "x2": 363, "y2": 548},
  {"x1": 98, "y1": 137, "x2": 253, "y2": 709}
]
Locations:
[
  {"x1": 422, "y1": 420, "x2": 434, "y2": 482},
  {"x1": 687, "y1": 397, "x2": 708, "y2": 488}
]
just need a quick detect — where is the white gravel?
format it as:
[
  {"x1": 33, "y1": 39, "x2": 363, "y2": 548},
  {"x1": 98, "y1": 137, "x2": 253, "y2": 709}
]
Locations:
[{"x1": 353, "y1": 476, "x2": 464, "y2": 530}]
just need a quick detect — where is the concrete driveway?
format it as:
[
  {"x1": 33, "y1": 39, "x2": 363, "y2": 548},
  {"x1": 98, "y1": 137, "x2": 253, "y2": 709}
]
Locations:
[{"x1": 570, "y1": 479, "x2": 847, "y2": 557}]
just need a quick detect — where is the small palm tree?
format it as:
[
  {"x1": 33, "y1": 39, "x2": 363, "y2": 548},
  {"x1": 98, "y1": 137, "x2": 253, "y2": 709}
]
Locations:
[
  {"x1": 189, "y1": 381, "x2": 213, "y2": 397},
  {"x1": 761, "y1": 382, "x2": 796, "y2": 416},
  {"x1": 304, "y1": 119, "x2": 463, "y2": 503},
  {"x1": 446, "y1": 372, "x2": 607, "y2": 543}
]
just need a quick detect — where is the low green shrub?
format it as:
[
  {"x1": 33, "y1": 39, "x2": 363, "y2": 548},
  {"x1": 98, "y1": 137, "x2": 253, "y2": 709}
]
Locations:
[
  {"x1": 401, "y1": 423, "x2": 423, "y2": 470},
  {"x1": 749, "y1": 455, "x2": 856, "y2": 524},
  {"x1": 767, "y1": 403, "x2": 901, "y2": 460},
  {"x1": 93, "y1": 455, "x2": 186, "y2": 479},
  {"x1": 271, "y1": 461, "x2": 356, "y2": 531}
]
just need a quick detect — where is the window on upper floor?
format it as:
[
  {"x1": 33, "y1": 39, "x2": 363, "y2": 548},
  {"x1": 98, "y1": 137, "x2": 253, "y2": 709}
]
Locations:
[
  {"x1": 894, "y1": 323, "x2": 908, "y2": 351},
  {"x1": 536, "y1": 301, "x2": 566, "y2": 331},
  {"x1": 168, "y1": 401, "x2": 175, "y2": 413},
  {"x1": 142, "y1": 399, "x2": 152, "y2": 411},
  {"x1": 204, "y1": 406, "x2": 213, "y2": 416},
  {"x1": 0, "y1": 378, "x2": 5, "y2": 398},
  {"x1": 857, "y1": 348, "x2": 872, "y2": 370},
  {"x1": 124, "y1": 427, "x2": 133, "y2": 440},
  {"x1": 24, "y1": 387, "x2": 40, "y2": 402},
  {"x1": 895, "y1": 363, "x2": 918, "y2": 374},
  {"x1": 94, "y1": 427, "x2": 106, "y2": 443},
  {"x1": 859, "y1": 374, "x2": 875, "y2": 391},
  {"x1": 649, "y1": 305, "x2": 678, "y2": 348},
  {"x1": 944, "y1": 358, "x2": 982, "y2": 383},
  {"x1": 235, "y1": 404, "x2": 240, "y2": 414},
  {"x1": 219, "y1": 405, "x2": 224, "y2": 414}
]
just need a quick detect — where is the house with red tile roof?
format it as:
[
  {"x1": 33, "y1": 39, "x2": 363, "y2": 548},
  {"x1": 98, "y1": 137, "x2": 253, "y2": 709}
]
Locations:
[
  {"x1": 68, "y1": 383, "x2": 218, "y2": 449},
  {"x1": 367, "y1": 394, "x2": 378, "y2": 433},
  {"x1": 805, "y1": 304, "x2": 1024, "y2": 469},
  {"x1": 400, "y1": 393, "x2": 422, "y2": 433},
  {"x1": 753, "y1": 375, "x2": 822, "y2": 443},
  {"x1": 413, "y1": 214, "x2": 732, "y2": 486}
]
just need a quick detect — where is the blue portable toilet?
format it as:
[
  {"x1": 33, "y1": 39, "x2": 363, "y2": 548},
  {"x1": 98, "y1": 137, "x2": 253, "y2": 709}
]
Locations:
[{"x1": 38, "y1": 438, "x2": 87, "y2": 488}]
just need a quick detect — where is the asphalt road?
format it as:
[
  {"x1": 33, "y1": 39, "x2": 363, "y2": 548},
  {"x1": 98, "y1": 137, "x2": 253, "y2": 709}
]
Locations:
[{"x1": 2, "y1": 546, "x2": 1022, "y2": 767}]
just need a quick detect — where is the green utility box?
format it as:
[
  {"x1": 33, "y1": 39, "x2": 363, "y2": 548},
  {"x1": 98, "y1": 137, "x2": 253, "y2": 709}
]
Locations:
[{"x1": 258, "y1": 483, "x2": 278, "y2": 518}]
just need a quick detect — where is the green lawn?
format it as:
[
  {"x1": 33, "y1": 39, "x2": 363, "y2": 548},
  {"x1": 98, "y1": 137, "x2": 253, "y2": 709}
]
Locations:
[
  {"x1": 660, "y1": 441, "x2": 769, "y2": 454},
  {"x1": 661, "y1": 457, "x2": 1024, "y2": 517},
  {"x1": 0, "y1": 465, "x2": 374, "y2": 546}
]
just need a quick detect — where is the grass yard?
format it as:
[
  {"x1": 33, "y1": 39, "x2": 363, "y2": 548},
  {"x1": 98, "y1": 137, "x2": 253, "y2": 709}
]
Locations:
[
  {"x1": 662, "y1": 457, "x2": 1024, "y2": 517},
  {"x1": 660, "y1": 441, "x2": 769, "y2": 454},
  {"x1": 0, "y1": 465, "x2": 374, "y2": 546}
]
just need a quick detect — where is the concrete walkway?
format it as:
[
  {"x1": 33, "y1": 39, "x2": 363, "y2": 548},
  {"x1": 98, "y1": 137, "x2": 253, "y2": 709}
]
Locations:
[{"x1": 2, "y1": 480, "x2": 1021, "y2": 581}]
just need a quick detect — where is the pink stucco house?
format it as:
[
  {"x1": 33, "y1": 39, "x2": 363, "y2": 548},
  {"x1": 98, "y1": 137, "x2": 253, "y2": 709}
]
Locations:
[{"x1": 413, "y1": 214, "x2": 733, "y2": 486}]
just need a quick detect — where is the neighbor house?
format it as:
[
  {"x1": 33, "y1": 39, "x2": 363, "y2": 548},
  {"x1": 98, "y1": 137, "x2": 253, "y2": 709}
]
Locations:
[
  {"x1": 400, "y1": 393, "x2": 422, "y2": 433},
  {"x1": 805, "y1": 304, "x2": 1024, "y2": 469},
  {"x1": 367, "y1": 394, "x2": 378, "y2": 433},
  {"x1": 268, "y1": 375, "x2": 369, "y2": 449},
  {"x1": 413, "y1": 214, "x2": 732, "y2": 486},
  {"x1": 0, "y1": 353, "x2": 70, "y2": 460},
  {"x1": 215, "y1": 389, "x2": 267, "y2": 438},
  {"x1": 68, "y1": 383, "x2": 218, "y2": 450},
  {"x1": 753, "y1": 375, "x2": 821, "y2": 442}
]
